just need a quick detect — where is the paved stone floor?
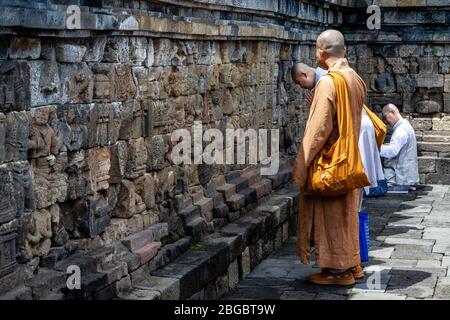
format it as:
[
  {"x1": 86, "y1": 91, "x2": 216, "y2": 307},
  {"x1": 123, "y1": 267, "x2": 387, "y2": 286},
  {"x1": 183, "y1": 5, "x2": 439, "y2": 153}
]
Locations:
[{"x1": 224, "y1": 185, "x2": 450, "y2": 300}]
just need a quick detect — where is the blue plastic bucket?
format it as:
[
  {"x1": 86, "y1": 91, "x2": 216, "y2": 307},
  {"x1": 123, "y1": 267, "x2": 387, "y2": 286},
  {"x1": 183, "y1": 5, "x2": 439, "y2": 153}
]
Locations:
[{"x1": 359, "y1": 211, "x2": 370, "y2": 262}]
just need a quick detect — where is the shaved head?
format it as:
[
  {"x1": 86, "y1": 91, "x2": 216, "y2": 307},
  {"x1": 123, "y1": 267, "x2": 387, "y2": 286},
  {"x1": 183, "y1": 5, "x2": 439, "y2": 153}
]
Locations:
[
  {"x1": 382, "y1": 103, "x2": 402, "y2": 126},
  {"x1": 291, "y1": 63, "x2": 314, "y2": 79},
  {"x1": 382, "y1": 103, "x2": 400, "y2": 115},
  {"x1": 291, "y1": 62, "x2": 316, "y2": 89},
  {"x1": 316, "y1": 29, "x2": 346, "y2": 58}
]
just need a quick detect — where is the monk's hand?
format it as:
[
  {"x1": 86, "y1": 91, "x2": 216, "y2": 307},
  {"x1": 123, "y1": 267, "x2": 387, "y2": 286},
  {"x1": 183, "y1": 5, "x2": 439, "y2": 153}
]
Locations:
[{"x1": 305, "y1": 90, "x2": 314, "y2": 107}]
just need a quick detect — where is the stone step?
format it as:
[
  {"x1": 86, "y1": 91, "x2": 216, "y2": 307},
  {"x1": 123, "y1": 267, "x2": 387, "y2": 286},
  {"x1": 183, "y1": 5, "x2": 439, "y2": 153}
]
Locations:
[
  {"x1": 178, "y1": 205, "x2": 201, "y2": 225},
  {"x1": 225, "y1": 175, "x2": 249, "y2": 193},
  {"x1": 147, "y1": 183, "x2": 300, "y2": 300},
  {"x1": 418, "y1": 141, "x2": 450, "y2": 153},
  {"x1": 64, "y1": 271, "x2": 108, "y2": 299},
  {"x1": 267, "y1": 167, "x2": 292, "y2": 189},
  {"x1": 148, "y1": 237, "x2": 192, "y2": 272},
  {"x1": 216, "y1": 182, "x2": 236, "y2": 201},
  {"x1": 193, "y1": 197, "x2": 214, "y2": 222},
  {"x1": 225, "y1": 193, "x2": 246, "y2": 211},
  {"x1": 212, "y1": 202, "x2": 230, "y2": 219},
  {"x1": 121, "y1": 223, "x2": 168, "y2": 252},
  {"x1": 238, "y1": 187, "x2": 257, "y2": 206},
  {"x1": 240, "y1": 168, "x2": 261, "y2": 186},
  {"x1": 185, "y1": 217, "x2": 208, "y2": 242},
  {"x1": 252, "y1": 178, "x2": 272, "y2": 199},
  {"x1": 134, "y1": 242, "x2": 162, "y2": 265},
  {"x1": 420, "y1": 135, "x2": 450, "y2": 143}
]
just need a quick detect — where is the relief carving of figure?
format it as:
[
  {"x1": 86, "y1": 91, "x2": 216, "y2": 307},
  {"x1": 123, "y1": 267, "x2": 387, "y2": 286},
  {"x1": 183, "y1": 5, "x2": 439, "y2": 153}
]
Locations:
[
  {"x1": 370, "y1": 58, "x2": 396, "y2": 93},
  {"x1": 28, "y1": 106, "x2": 59, "y2": 159},
  {"x1": 25, "y1": 204, "x2": 59, "y2": 257}
]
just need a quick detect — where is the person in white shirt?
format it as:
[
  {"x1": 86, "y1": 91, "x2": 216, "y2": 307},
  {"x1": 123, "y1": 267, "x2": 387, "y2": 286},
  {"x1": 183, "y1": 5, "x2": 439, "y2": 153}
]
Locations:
[
  {"x1": 380, "y1": 104, "x2": 419, "y2": 191},
  {"x1": 291, "y1": 62, "x2": 385, "y2": 196}
]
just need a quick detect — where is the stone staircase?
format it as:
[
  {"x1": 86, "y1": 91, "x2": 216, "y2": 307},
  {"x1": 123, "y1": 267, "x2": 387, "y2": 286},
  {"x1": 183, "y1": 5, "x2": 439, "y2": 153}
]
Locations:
[
  {"x1": 1, "y1": 159, "x2": 298, "y2": 300},
  {"x1": 118, "y1": 160, "x2": 299, "y2": 300}
]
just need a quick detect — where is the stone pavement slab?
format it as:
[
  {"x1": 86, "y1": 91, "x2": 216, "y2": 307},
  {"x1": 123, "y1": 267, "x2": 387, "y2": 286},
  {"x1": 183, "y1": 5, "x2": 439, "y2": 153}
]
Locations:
[{"x1": 223, "y1": 185, "x2": 450, "y2": 300}]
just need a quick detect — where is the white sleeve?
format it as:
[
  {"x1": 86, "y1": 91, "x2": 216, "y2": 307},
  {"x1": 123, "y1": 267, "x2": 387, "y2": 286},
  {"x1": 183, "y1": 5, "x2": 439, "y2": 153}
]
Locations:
[{"x1": 380, "y1": 127, "x2": 408, "y2": 159}]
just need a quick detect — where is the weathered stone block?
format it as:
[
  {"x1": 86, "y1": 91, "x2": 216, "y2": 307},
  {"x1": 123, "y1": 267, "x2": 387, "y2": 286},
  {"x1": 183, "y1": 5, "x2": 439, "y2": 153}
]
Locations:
[
  {"x1": 0, "y1": 232, "x2": 17, "y2": 278},
  {"x1": 153, "y1": 38, "x2": 176, "y2": 66},
  {"x1": 103, "y1": 37, "x2": 129, "y2": 63},
  {"x1": 25, "y1": 204, "x2": 62, "y2": 257},
  {"x1": 124, "y1": 138, "x2": 147, "y2": 179},
  {"x1": 134, "y1": 173, "x2": 155, "y2": 209},
  {"x1": 29, "y1": 61, "x2": 60, "y2": 107},
  {"x1": 4, "y1": 111, "x2": 28, "y2": 162},
  {"x1": 9, "y1": 37, "x2": 41, "y2": 59},
  {"x1": 417, "y1": 74, "x2": 444, "y2": 88},
  {"x1": 146, "y1": 135, "x2": 166, "y2": 171},
  {"x1": 85, "y1": 147, "x2": 110, "y2": 194},
  {"x1": 56, "y1": 44, "x2": 87, "y2": 63},
  {"x1": 57, "y1": 104, "x2": 90, "y2": 152},
  {"x1": 113, "y1": 179, "x2": 146, "y2": 218},
  {"x1": 135, "y1": 241, "x2": 162, "y2": 265},
  {"x1": 0, "y1": 165, "x2": 17, "y2": 224},
  {"x1": 0, "y1": 61, "x2": 31, "y2": 111},
  {"x1": 114, "y1": 64, "x2": 137, "y2": 101},
  {"x1": 109, "y1": 140, "x2": 127, "y2": 183},
  {"x1": 416, "y1": 99, "x2": 442, "y2": 114},
  {"x1": 84, "y1": 36, "x2": 107, "y2": 62},
  {"x1": 87, "y1": 103, "x2": 121, "y2": 147},
  {"x1": 60, "y1": 63, "x2": 93, "y2": 104},
  {"x1": 61, "y1": 194, "x2": 111, "y2": 239}
]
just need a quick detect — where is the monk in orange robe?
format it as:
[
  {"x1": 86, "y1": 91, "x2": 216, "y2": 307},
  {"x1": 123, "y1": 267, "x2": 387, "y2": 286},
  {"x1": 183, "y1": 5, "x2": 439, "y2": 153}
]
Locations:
[{"x1": 292, "y1": 30, "x2": 367, "y2": 286}]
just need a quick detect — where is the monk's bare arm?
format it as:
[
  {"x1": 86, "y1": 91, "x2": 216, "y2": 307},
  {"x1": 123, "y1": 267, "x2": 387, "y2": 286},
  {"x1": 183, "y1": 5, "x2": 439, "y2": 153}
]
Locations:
[{"x1": 293, "y1": 76, "x2": 336, "y2": 188}]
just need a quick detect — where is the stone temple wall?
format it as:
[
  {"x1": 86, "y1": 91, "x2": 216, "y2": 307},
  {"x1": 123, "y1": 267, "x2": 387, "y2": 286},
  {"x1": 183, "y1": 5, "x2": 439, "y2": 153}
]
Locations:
[
  {"x1": 341, "y1": 2, "x2": 450, "y2": 184},
  {"x1": 0, "y1": 0, "x2": 449, "y2": 299}
]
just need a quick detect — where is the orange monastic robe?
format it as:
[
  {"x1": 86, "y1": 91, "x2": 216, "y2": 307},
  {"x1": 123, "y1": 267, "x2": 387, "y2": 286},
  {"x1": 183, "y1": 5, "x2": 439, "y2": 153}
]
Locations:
[{"x1": 293, "y1": 58, "x2": 367, "y2": 269}]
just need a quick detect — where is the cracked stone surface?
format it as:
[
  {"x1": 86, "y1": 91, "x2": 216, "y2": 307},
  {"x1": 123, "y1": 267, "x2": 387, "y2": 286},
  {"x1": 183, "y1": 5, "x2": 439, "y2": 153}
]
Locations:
[{"x1": 224, "y1": 185, "x2": 450, "y2": 300}]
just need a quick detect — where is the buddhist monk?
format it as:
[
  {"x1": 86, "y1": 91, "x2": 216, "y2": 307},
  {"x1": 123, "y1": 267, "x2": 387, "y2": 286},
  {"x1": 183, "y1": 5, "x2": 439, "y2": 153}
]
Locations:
[{"x1": 292, "y1": 29, "x2": 367, "y2": 286}]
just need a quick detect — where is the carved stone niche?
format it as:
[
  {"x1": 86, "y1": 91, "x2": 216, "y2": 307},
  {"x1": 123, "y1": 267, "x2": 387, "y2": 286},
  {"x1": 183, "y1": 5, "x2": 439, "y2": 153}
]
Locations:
[
  {"x1": 28, "y1": 105, "x2": 59, "y2": 159},
  {"x1": 0, "y1": 231, "x2": 17, "y2": 278},
  {"x1": 414, "y1": 90, "x2": 442, "y2": 114},
  {"x1": 84, "y1": 147, "x2": 111, "y2": 195},
  {"x1": 91, "y1": 63, "x2": 115, "y2": 101},
  {"x1": 57, "y1": 104, "x2": 90, "y2": 152},
  {"x1": 369, "y1": 58, "x2": 396, "y2": 93},
  {"x1": 24, "y1": 204, "x2": 60, "y2": 257},
  {"x1": 5, "y1": 111, "x2": 29, "y2": 163},
  {"x1": 114, "y1": 64, "x2": 137, "y2": 101},
  {"x1": 0, "y1": 61, "x2": 30, "y2": 112},
  {"x1": 134, "y1": 173, "x2": 155, "y2": 210},
  {"x1": 30, "y1": 152, "x2": 68, "y2": 210},
  {"x1": 125, "y1": 138, "x2": 147, "y2": 179},
  {"x1": 10, "y1": 161, "x2": 35, "y2": 218},
  {"x1": 29, "y1": 61, "x2": 60, "y2": 107},
  {"x1": 0, "y1": 164, "x2": 16, "y2": 225},
  {"x1": 60, "y1": 63, "x2": 93, "y2": 104},
  {"x1": 119, "y1": 100, "x2": 153, "y2": 140},
  {"x1": 87, "y1": 103, "x2": 121, "y2": 148},
  {"x1": 61, "y1": 193, "x2": 111, "y2": 239},
  {"x1": 113, "y1": 179, "x2": 146, "y2": 219},
  {"x1": 66, "y1": 150, "x2": 88, "y2": 201}
]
